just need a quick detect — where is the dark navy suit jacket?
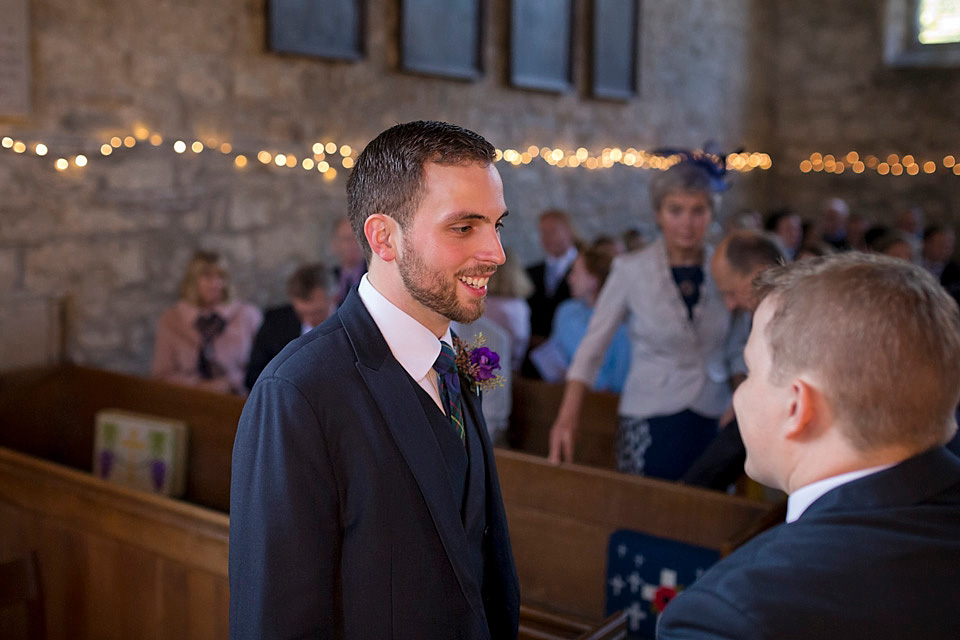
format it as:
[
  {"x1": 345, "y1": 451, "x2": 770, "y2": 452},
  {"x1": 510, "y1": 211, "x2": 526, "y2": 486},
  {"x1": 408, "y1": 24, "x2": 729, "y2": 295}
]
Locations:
[
  {"x1": 658, "y1": 446, "x2": 960, "y2": 640},
  {"x1": 229, "y1": 290, "x2": 520, "y2": 639}
]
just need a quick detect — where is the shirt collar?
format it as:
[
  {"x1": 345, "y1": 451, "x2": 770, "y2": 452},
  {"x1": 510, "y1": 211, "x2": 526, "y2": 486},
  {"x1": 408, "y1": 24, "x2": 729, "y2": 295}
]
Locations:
[
  {"x1": 786, "y1": 463, "x2": 895, "y2": 523},
  {"x1": 357, "y1": 274, "x2": 452, "y2": 381},
  {"x1": 545, "y1": 246, "x2": 578, "y2": 274}
]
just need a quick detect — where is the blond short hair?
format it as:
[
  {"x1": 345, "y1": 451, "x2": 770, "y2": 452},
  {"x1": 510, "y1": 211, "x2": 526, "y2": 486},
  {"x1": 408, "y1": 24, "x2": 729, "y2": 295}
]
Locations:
[
  {"x1": 754, "y1": 252, "x2": 960, "y2": 452},
  {"x1": 179, "y1": 250, "x2": 232, "y2": 306}
]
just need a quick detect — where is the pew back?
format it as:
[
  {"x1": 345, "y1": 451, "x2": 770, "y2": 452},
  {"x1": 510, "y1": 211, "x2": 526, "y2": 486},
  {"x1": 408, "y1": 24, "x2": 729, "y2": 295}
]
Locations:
[
  {"x1": 0, "y1": 364, "x2": 243, "y2": 512},
  {"x1": 497, "y1": 449, "x2": 781, "y2": 622},
  {"x1": 509, "y1": 377, "x2": 619, "y2": 469}
]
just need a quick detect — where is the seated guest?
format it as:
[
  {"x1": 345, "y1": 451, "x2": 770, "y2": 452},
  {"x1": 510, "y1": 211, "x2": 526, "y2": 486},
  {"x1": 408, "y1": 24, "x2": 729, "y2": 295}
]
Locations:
[
  {"x1": 530, "y1": 244, "x2": 630, "y2": 393},
  {"x1": 484, "y1": 249, "x2": 534, "y2": 371},
  {"x1": 658, "y1": 253, "x2": 960, "y2": 640},
  {"x1": 922, "y1": 223, "x2": 957, "y2": 279},
  {"x1": 764, "y1": 207, "x2": 802, "y2": 259},
  {"x1": 244, "y1": 263, "x2": 332, "y2": 390},
  {"x1": 866, "y1": 227, "x2": 915, "y2": 262},
  {"x1": 331, "y1": 216, "x2": 367, "y2": 307},
  {"x1": 682, "y1": 230, "x2": 786, "y2": 490},
  {"x1": 621, "y1": 227, "x2": 647, "y2": 252},
  {"x1": 152, "y1": 250, "x2": 262, "y2": 395}
]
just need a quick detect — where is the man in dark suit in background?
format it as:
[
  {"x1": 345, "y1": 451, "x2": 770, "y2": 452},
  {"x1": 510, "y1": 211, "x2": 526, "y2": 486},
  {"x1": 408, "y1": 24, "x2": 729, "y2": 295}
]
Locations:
[
  {"x1": 658, "y1": 253, "x2": 960, "y2": 640},
  {"x1": 230, "y1": 121, "x2": 519, "y2": 639},
  {"x1": 331, "y1": 215, "x2": 367, "y2": 307},
  {"x1": 525, "y1": 209, "x2": 578, "y2": 348},
  {"x1": 243, "y1": 262, "x2": 332, "y2": 390}
]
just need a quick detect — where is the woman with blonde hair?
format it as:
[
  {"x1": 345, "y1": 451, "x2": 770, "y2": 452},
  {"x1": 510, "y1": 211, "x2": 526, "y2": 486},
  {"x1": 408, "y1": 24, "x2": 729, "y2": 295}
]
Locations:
[{"x1": 151, "y1": 250, "x2": 262, "y2": 394}]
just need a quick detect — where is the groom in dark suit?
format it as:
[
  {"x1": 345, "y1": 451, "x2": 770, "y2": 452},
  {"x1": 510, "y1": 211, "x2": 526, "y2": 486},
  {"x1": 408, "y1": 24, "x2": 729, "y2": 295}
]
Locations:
[
  {"x1": 229, "y1": 121, "x2": 519, "y2": 639},
  {"x1": 658, "y1": 252, "x2": 960, "y2": 640}
]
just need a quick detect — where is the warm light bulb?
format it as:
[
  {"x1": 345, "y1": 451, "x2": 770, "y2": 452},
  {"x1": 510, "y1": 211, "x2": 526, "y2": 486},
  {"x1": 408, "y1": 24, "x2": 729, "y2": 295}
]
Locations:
[
  {"x1": 258, "y1": 151, "x2": 272, "y2": 164},
  {"x1": 124, "y1": 136, "x2": 136, "y2": 148},
  {"x1": 12, "y1": 141, "x2": 26, "y2": 153},
  {"x1": 317, "y1": 161, "x2": 330, "y2": 172},
  {"x1": 313, "y1": 142, "x2": 324, "y2": 155},
  {"x1": 1, "y1": 136, "x2": 13, "y2": 148},
  {"x1": 220, "y1": 142, "x2": 232, "y2": 154},
  {"x1": 110, "y1": 136, "x2": 123, "y2": 148},
  {"x1": 325, "y1": 142, "x2": 337, "y2": 154},
  {"x1": 923, "y1": 161, "x2": 936, "y2": 174},
  {"x1": 173, "y1": 141, "x2": 187, "y2": 154},
  {"x1": 339, "y1": 145, "x2": 352, "y2": 157},
  {"x1": 800, "y1": 160, "x2": 813, "y2": 173},
  {"x1": 274, "y1": 154, "x2": 287, "y2": 167},
  {"x1": 134, "y1": 125, "x2": 150, "y2": 140},
  {"x1": 302, "y1": 158, "x2": 315, "y2": 170},
  {"x1": 101, "y1": 144, "x2": 113, "y2": 156},
  {"x1": 191, "y1": 141, "x2": 204, "y2": 153},
  {"x1": 324, "y1": 168, "x2": 338, "y2": 181},
  {"x1": 235, "y1": 155, "x2": 248, "y2": 168},
  {"x1": 35, "y1": 143, "x2": 48, "y2": 156},
  {"x1": 342, "y1": 157, "x2": 355, "y2": 169},
  {"x1": 150, "y1": 134, "x2": 163, "y2": 146},
  {"x1": 55, "y1": 158, "x2": 69, "y2": 171},
  {"x1": 75, "y1": 154, "x2": 88, "y2": 167}
]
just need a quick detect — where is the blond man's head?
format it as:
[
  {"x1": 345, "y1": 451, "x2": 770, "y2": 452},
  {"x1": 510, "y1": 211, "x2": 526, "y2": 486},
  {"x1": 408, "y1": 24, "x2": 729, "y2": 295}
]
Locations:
[{"x1": 754, "y1": 252, "x2": 960, "y2": 453}]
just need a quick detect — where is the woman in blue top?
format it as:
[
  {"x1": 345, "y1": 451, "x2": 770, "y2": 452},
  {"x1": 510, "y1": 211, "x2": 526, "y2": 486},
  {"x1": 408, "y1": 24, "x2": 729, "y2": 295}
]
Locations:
[{"x1": 530, "y1": 243, "x2": 630, "y2": 393}]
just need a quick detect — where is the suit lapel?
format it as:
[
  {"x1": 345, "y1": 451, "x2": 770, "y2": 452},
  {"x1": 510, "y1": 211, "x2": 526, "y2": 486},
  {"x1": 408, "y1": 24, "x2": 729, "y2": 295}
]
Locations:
[{"x1": 336, "y1": 292, "x2": 486, "y2": 618}]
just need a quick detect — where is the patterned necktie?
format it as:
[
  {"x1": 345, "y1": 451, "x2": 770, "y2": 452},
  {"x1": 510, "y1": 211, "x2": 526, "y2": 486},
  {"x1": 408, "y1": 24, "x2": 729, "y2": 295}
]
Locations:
[{"x1": 433, "y1": 341, "x2": 465, "y2": 444}]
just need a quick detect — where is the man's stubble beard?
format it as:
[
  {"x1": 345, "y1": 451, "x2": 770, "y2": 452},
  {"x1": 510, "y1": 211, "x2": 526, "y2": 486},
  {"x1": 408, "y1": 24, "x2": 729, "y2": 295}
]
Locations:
[{"x1": 397, "y1": 241, "x2": 486, "y2": 324}]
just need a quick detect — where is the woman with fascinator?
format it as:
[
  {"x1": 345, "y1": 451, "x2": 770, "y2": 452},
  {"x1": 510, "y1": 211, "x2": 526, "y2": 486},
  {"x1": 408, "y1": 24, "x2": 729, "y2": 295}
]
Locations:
[
  {"x1": 151, "y1": 250, "x2": 262, "y2": 395},
  {"x1": 548, "y1": 157, "x2": 741, "y2": 480}
]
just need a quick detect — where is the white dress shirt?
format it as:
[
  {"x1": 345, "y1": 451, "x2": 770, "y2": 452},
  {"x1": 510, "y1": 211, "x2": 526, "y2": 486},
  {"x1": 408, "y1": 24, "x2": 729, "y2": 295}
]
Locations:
[
  {"x1": 786, "y1": 463, "x2": 895, "y2": 523},
  {"x1": 358, "y1": 274, "x2": 450, "y2": 413}
]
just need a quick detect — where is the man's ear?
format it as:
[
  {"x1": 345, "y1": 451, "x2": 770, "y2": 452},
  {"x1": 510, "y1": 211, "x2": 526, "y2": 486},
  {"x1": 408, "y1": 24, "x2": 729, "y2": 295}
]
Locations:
[
  {"x1": 784, "y1": 377, "x2": 820, "y2": 441},
  {"x1": 364, "y1": 214, "x2": 399, "y2": 262}
]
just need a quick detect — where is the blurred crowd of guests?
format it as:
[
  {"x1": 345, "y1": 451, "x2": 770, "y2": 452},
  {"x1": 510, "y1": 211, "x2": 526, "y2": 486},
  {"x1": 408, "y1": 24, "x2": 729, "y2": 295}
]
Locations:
[{"x1": 148, "y1": 164, "x2": 960, "y2": 487}]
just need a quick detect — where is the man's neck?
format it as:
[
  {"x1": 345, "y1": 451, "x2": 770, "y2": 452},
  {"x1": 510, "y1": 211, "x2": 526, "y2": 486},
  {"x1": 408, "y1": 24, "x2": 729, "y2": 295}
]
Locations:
[{"x1": 366, "y1": 266, "x2": 449, "y2": 338}]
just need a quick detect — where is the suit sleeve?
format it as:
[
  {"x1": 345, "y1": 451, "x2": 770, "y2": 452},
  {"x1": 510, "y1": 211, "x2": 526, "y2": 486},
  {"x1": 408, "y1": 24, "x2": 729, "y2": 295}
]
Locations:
[
  {"x1": 229, "y1": 376, "x2": 341, "y2": 639},
  {"x1": 657, "y1": 587, "x2": 766, "y2": 640}
]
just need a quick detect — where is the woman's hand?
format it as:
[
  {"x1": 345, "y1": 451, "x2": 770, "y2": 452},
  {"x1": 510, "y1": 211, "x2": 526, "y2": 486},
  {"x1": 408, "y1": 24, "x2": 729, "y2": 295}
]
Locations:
[{"x1": 547, "y1": 380, "x2": 588, "y2": 464}]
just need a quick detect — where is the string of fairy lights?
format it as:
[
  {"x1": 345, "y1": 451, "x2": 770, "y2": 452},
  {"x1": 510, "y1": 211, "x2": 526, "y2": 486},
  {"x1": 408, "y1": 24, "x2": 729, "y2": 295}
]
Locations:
[
  {"x1": 9, "y1": 125, "x2": 958, "y2": 177},
  {"x1": 0, "y1": 125, "x2": 775, "y2": 178},
  {"x1": 800, "y1": 151, "x2": 960, "y2": 176}
]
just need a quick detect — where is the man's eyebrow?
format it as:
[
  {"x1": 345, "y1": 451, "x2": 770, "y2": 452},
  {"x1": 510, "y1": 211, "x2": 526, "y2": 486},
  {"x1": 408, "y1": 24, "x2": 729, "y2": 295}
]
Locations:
[{"x1": 443, "y1": 210, "x2": 509, "y2": 223}]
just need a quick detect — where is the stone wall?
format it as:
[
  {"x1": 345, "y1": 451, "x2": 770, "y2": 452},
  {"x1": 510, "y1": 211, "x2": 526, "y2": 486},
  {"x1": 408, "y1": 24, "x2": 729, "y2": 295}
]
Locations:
[
  {"x1": 766, "y1": 0, "x2": 960, "y2": 227},
  {"x1": 0, "y1": 0, "x2": 768, "y2": 374}
]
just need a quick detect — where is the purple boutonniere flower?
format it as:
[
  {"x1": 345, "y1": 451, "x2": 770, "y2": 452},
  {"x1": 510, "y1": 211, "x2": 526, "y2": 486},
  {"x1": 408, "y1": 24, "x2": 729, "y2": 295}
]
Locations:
[
  {"x1": 469, "y1": 347, "x2": 500, "y2": 381},
  {"x1": 453, "y1": 334, "x2": 505, "y2": 393}
]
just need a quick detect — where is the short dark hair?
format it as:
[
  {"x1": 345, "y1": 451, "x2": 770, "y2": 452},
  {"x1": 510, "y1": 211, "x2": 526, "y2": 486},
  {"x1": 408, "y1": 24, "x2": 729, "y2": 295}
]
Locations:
[
  {"x1": 286, "y1": 263, "x2": 329, "y2": 300},
  {"x1": 764, "y1": 207, "x2": 798, "y2": 232},
  {"x1": 346, "y1": 121, "x2": 496, "y2": 260},
  {"x1": 724, "y1": 230, "x2": 786, "y2": 275}
]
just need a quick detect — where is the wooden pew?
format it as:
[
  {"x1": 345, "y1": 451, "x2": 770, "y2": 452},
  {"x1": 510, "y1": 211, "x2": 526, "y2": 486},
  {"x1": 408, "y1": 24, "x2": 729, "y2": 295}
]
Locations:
[
  {"x1": 497, "y1": 449, "x2": 780, "y2": 624},
  {"x1": 0, "y1": 364, "x2": 243, "y2": 512},
  {"x1": 509, "y1": 377, "x2": 620, "y2": 470},
  {"x1": 0, "y1": 365, "x2": 648, "y2": 639}
]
